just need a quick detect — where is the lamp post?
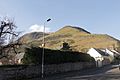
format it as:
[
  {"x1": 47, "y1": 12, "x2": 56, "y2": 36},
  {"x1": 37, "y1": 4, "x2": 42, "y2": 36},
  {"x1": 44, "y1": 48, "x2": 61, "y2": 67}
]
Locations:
[{"x1": 42, "y1": 18, "x2": 51, "y2": 78}]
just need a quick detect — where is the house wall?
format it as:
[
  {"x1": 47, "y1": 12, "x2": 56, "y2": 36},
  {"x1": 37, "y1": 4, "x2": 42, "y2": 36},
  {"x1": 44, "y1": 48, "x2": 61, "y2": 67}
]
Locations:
[
  {"x1": 87, "y1": 48, "x2": 103, "y2": 67},
  {"x1": 87, "y1": 48, "x2": 111, "y2": 67},
  {"x1": 87, "y1": 48, "x2": 102, "y2": 61},
  {"x1": 105, "y1": 49, "x2": 114, "y2": 62},
  {"x1": 102, "y1": 57, "x2": 111, "y2": 66}
]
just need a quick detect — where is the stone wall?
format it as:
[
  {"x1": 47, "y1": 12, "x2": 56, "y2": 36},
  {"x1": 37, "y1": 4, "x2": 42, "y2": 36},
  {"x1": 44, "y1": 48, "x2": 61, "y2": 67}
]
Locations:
[
  {"x1": 1, "y1": 62, "x2": 95, "y2": 79},
  {"x1": 44, "y1": 62, "x2": 95, "y2": 74}
]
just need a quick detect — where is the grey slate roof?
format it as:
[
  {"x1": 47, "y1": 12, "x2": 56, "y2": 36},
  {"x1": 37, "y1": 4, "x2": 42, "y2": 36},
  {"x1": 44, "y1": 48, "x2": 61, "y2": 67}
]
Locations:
[{"x1": 94, "y1": 48, "x2": 109, "y2": 56}]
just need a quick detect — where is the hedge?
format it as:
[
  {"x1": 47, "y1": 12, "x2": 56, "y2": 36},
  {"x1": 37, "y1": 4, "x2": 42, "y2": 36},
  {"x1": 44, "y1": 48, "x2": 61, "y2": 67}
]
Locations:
[{"x1": 22, "y1": 47, "x2": 95, "y2": 64}]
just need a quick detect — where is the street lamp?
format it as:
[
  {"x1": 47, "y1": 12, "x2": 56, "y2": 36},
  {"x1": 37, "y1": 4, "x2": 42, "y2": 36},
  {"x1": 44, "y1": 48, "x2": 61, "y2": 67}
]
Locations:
[{"x1": 42, "y1": 18, "x2": 51, "y2": 78}]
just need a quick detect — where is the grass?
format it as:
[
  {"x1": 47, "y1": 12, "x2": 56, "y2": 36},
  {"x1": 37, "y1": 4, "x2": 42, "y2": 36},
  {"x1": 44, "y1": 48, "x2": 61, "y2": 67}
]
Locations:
[{"x1": 23, "y1": 26, "x2": 120, "y2": 52}]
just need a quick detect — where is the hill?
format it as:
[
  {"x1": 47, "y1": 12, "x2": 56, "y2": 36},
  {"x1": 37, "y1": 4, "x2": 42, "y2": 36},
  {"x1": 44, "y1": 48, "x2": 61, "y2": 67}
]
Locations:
[
  {"x1": 22, "y1": 25, "x2": 120, "y2": 52},
  {"x1": 19, "y1": 32, "x2": 49, "y2": 43}
]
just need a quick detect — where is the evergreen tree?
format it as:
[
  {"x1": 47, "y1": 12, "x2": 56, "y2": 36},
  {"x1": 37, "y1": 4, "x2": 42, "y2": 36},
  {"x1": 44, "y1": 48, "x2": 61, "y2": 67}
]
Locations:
[{"x1": 61, "y1": 42, "x2": 72, "y2": 51}]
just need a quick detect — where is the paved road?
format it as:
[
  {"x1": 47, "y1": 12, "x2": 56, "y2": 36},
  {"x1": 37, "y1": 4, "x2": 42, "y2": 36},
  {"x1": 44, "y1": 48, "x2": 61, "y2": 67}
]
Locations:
[
  {"x1": 12, "y1": 64, "x2": 119, "y2": 80},
  {"x1": 63, "y1": 67, "x2": 120, "y2": 80},
  {"x1": 0, "y1": 64, "x2": 119, "y2": 80},
  {"x1": 38, "y1": 65, "x2": 120, "y2": 80}
]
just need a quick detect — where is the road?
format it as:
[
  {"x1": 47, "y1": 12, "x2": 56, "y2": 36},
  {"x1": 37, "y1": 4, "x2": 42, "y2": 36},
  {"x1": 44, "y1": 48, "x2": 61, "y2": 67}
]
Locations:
[
  {"x1": 62, "y1": 66, "x2": 120, "y2": 80},
  {"x1": 0, "y1": 64, "x2": 119, "y2": 80},
  {"x1": 39, "y1": 64, "x2": 120, "y2": 80}
]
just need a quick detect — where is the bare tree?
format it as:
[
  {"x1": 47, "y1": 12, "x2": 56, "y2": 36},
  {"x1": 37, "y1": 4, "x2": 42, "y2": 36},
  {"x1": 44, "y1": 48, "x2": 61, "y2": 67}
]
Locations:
[{"x1": 0, "y1": 17, "x2": 21, "y2": 59}]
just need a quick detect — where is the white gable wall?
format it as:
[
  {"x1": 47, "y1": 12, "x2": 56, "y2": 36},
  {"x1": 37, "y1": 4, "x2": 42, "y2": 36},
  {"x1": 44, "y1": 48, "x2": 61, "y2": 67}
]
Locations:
[
  {"x1": 87, "y1": 48, "x2": 106, "y2": 67},
  {"x1": 105, "y1": 49, "x2": 114, "y2": 62},
  {"x1": 87, "y1": 48, "x2": 102, "y2": 61},
  {"x1": 106, "y1": 49, "x2": 114, "y2": 56}
]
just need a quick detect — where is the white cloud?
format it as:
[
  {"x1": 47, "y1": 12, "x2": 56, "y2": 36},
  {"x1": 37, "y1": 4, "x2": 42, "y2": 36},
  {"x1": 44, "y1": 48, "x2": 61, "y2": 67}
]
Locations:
[{"x1": 29, "y1": 24, "x2": 51, "y2": 32}]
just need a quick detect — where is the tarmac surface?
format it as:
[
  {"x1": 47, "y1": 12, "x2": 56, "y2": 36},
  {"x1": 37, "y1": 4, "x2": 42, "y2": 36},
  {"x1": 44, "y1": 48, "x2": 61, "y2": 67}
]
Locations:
[
  {"x1": 34, "y1": 64, "x2": 120, "y2": 80},
  {"x1": 0, "y1": 64, "x2": 119, "y2": 80}
]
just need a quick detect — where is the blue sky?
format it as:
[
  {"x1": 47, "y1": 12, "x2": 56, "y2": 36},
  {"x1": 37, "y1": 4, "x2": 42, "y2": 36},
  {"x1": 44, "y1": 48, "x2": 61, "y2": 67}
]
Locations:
[{"x1": 0, "y1": 0, "x2": 120, "y2": 39}]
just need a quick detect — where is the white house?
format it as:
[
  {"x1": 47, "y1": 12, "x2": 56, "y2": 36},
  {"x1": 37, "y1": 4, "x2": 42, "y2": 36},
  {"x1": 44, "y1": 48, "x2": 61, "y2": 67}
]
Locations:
[
  {"x1": 111, "y1": 49, "x2": 120, "y2": 56},
  {"x1": 102, "y1": 49, "x2": 114, "y2": 63},
  {"x1": 111, "y1": 49, "x2": 120, "y2": 62},
  {"x1": 87, "y1": 48, "x2": 110, "y2": 67}
]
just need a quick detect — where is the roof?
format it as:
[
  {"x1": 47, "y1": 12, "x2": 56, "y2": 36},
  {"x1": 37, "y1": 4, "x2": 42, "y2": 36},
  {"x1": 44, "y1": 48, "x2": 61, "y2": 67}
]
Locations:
[
  {"x1": 111, "y1": 50, "x2": 120, "y2": 57},
  {"x1": 94, "y1": 48, "x2": 109, "y2": 56},
  {"x1": 111, "y1": 50, "x2": 120, "y2": 55}
]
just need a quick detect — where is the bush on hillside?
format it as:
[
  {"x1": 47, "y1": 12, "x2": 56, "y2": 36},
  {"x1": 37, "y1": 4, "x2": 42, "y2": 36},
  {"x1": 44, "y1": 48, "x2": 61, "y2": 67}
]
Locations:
[{"x1": 22, "y1": 47, "x2": 95, "y2": 64}]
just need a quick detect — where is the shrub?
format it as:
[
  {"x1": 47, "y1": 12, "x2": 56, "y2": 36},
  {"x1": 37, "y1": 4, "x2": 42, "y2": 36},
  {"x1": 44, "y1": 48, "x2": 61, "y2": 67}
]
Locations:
[{"x1": 22, "y1": 47, "x2": 95, "y2": 64}]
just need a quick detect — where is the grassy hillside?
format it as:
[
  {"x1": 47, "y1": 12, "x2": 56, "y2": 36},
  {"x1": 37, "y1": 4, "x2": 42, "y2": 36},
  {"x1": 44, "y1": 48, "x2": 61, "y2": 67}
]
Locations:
[
  {"x1": 23, "y1": 25, "x2": 120, "y2": 52},
  {"x1": 19, "y1": 32, "x2": 49, "y2": 43}
]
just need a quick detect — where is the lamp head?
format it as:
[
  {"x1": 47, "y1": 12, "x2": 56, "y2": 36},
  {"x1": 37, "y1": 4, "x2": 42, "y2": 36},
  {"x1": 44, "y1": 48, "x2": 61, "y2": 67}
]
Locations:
[{"x1": 47, "y1": 18, "x2": 51, "y2": 22}]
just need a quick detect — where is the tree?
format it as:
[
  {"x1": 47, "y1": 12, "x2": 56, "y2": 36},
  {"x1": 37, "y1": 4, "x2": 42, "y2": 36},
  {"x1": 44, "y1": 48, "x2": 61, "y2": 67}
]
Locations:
[
  {"x1": 0, "y1": 17, "x2": 21, "y2": 59},
  {"x1": 60, "y1": 42, "x2": 72, "y2": 51}
]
